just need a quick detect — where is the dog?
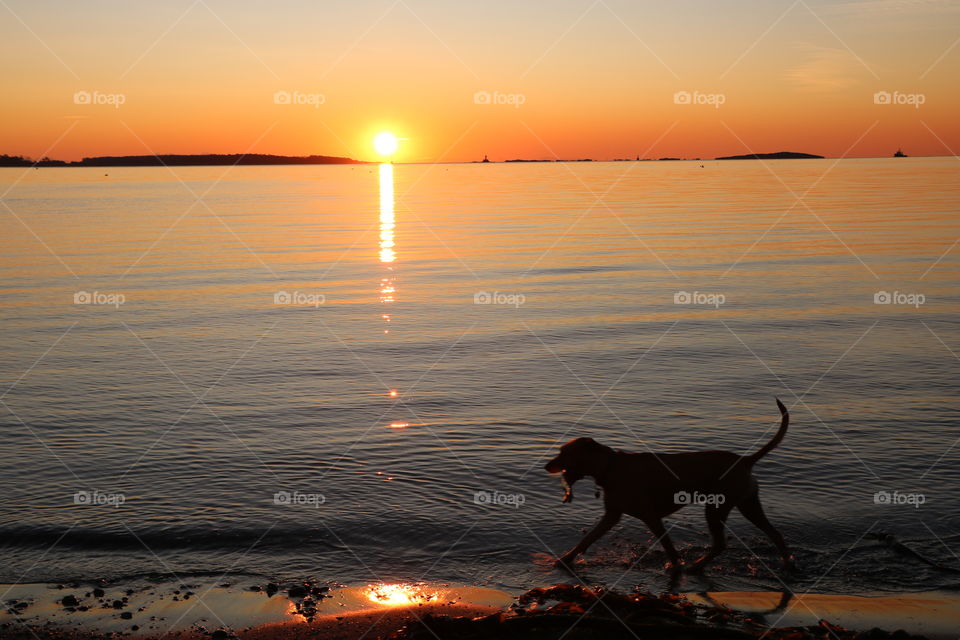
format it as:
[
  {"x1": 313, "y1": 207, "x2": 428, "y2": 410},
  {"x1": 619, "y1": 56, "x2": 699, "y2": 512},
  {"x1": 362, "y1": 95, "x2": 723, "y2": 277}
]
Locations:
[{"x1": 544, "y1": 399, "x2": 793, "y2": 573}]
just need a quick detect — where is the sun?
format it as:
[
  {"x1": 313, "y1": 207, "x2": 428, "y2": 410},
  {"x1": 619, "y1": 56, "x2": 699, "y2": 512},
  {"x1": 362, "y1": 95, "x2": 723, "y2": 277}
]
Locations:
[{"x1": 373, "y1": 132, "x2": 399, "y2": 157}]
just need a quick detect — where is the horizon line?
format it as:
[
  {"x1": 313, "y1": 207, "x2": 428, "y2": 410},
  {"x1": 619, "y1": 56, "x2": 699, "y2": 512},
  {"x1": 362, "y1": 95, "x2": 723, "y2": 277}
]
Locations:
[{"x1": 2, "y1": 152, "x2": 952, "y2": 168}]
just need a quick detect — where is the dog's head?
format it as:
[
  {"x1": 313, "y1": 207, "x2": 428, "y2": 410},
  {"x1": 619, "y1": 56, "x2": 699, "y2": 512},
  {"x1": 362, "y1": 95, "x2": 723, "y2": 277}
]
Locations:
[{"x1": 545, "y1": 437, "x2": 612, "y2": 502}]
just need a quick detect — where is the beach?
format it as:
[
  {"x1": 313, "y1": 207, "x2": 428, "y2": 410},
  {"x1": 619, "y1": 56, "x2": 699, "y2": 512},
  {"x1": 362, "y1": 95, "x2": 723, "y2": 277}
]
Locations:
[{"x1": 3, "y1": 579, "x2": 957, "y2": 639}]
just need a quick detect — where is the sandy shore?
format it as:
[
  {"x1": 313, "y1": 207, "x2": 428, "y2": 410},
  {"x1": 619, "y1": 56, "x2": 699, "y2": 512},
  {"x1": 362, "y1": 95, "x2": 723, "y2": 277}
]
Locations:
[
  {"x1": 688, "y1": 591, "x2": 960, "y2": 640},
  {"x1": 2, "y1": 580, "x2": 955, "y2": 639}
]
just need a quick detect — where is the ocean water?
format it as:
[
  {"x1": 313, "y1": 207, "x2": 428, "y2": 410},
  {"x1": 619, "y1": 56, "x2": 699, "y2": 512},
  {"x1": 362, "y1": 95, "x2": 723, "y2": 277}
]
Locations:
[{"x1": 0, "y1": 158, "x2": 958, "y2": 596}]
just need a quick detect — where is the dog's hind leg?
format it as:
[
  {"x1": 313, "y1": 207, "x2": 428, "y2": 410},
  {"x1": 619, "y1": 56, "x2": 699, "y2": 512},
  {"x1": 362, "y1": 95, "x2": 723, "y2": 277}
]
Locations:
[
  {"x1": 687, "y1": 504, "x2": 732, "y2": 573},
  {"x1": 736, "y1": 487, "x2": 794, "y2": 568}
]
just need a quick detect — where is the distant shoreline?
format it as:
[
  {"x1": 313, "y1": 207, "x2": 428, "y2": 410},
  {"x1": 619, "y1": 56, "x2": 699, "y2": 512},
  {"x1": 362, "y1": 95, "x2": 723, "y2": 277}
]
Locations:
[
  {"x1": 1, "y1": 152, "x2": 940, "y2": 168},
  {"x1": 0, "y1": 153, "x2": 367, "y2": 168}
]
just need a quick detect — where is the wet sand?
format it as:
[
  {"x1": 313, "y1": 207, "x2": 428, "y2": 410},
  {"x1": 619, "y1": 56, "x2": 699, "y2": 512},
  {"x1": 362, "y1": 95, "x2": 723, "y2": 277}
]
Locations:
[
  {"x1": 0, "y1": 581, "x2": 511, "y2": 639},
  {"x1": 688, "y1": 591, "x2": 960, "y2": 640},
  {"x1": 2, "y1": 580, "x2": 956, "y2": 639}
]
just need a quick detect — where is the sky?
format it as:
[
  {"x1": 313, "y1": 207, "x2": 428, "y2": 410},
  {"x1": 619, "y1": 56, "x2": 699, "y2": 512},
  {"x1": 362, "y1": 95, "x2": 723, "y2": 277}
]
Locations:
[{"x1": 1, "y1": 0, "x2": 959, "y2": 162}]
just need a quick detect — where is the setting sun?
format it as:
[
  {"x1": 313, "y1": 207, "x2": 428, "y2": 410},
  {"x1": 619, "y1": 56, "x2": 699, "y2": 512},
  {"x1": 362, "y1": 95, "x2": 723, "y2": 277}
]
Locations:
[{"x1": 373, "y1": 132, "x2": 399, "y2": 157}]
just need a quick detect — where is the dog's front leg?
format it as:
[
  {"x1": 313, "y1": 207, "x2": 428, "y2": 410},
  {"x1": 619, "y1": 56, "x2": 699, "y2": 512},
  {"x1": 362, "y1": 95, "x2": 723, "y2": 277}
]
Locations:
[
  {"x1": 643, "y1": 516, "x2": 682, "y2": 571},
  {"x1": 556, "y1": 511, "x2": 621, "y2": 567}
]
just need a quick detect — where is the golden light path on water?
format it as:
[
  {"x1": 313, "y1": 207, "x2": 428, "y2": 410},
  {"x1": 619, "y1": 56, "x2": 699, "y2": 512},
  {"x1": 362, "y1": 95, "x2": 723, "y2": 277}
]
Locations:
[
  {"x1": 378, "y1": 162, "x2": 404, "y2": 426},
  {"x1": 379, "y1": 162, "x2": 395, "y2": 320},
  {"x1": 379, "y1": 163, "x2": 395, "y2": 264}
]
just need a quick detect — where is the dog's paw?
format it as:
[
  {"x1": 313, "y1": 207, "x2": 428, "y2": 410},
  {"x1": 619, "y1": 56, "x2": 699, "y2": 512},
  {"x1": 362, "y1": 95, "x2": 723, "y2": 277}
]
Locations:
[
  {"x1": 685, "y1": 556, "x2": 711, "y2": 574},
  {"x1": 555, "y1": 554, "x2": 577, "y2": 568},
  {"x1": 663, "y1": 560, "x2": 683, "y2": 573},
  {"x1": 781, "y1": 556, "x2": 798, "y2": 572}
]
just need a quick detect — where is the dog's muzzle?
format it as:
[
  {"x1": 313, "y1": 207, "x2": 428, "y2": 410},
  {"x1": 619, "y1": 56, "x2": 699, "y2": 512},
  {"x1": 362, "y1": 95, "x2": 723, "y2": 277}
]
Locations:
[{"x1": 545, "y1": 458, "x2": 581, "y2": 502}]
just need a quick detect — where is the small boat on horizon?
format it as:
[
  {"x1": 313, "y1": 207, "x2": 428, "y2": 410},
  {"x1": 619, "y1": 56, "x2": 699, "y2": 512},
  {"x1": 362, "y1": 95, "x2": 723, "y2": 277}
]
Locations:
[{"x1": 894, "y1": 148, "x2": 908, "y2": 157}]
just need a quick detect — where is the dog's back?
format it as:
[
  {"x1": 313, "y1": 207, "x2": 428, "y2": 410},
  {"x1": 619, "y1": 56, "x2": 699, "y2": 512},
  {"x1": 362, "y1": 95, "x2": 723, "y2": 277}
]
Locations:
[{"x1": 605, "y1": 450, "x2": 753, "y2": 517}]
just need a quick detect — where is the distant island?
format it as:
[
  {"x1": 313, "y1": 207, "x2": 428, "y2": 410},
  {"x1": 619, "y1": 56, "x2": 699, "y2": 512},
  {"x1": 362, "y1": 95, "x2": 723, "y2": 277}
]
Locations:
[
  {"x1": 480, "y1": 153, "x2": 823, "y2": 163},
  {"x1": 0, "y1": 153, "x2": 364, "y2": 167},
  {"x1": 715, "y1": 151, "x2": 823, "y2": 160}
]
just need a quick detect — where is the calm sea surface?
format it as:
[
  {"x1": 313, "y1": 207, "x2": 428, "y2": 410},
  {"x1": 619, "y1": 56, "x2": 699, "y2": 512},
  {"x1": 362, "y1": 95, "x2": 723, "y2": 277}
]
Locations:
[{"x1": 0, "y1": 159, "x2": 957, "y2": 595}]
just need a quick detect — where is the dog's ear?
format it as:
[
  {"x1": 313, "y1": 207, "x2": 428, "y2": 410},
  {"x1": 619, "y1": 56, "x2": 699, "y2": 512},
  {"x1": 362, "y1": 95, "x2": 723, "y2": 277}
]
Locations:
[
  {"x1": 569, "y1": 437, "x2": 600, "y2": 449},
  {"x1": 576, "y1": 437, "x2": 610, "y2": 456}
]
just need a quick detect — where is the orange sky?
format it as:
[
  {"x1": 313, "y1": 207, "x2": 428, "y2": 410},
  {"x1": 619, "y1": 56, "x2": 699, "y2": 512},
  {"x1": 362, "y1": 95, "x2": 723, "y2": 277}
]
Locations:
[{"x1": 1, "y1": 0, "x2": 958, "y2": 162}]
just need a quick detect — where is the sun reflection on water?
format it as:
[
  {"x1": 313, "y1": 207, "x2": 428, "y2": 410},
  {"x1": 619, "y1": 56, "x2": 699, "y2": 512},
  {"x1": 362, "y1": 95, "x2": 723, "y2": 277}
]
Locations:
[
  {"x1": 378, "y1": 163, "x2": 402, "y2": 426},
  {"x1": 379, "y1": 163, "x2": 395, "y2": 264},
  {"x1": 379, "y1": 164, "x2": 396, "y2": 311}
]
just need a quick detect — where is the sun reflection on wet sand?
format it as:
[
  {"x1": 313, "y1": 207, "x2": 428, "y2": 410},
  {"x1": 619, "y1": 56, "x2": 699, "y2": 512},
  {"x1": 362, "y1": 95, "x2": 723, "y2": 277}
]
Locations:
[{"x1": 366, "y1": 583, "x2": 438, "y2": 606}]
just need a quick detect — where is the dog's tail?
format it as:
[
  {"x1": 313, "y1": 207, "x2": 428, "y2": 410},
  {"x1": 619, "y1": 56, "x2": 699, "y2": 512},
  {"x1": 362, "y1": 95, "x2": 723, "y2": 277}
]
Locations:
[{"x1": 745, "y1": 398, "x2": 789, "y2": 463}]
